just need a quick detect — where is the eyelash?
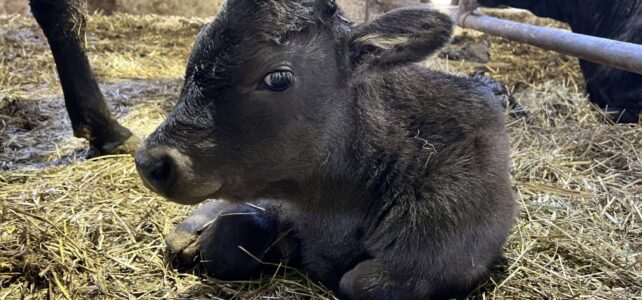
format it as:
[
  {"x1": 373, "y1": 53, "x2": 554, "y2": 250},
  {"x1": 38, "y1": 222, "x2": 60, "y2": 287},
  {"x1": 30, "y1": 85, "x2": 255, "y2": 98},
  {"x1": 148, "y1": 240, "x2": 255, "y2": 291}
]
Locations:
[{"x1": 260, "y1": 70, "x2": 295, "y2": 92}]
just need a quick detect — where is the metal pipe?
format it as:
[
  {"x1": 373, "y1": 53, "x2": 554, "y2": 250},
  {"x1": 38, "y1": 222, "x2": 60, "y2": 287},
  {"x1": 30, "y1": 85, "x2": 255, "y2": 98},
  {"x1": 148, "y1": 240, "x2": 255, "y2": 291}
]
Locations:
[
  {"x1": 365, "y1": 0, "x2": 370, "y2": 22},
  {"x1": 436, "y1": 6, "x2": 642, "y2": 76}
]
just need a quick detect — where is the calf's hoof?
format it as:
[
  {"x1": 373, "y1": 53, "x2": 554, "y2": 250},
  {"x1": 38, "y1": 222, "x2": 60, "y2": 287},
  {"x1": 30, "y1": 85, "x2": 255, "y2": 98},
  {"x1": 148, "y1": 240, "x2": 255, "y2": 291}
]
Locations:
[
  {"x1": 165, "y1": 225, "x2": 202, "y2": 270},
  {"x1": 164, "y1": 201, "x2": 232, "y2": 271}
]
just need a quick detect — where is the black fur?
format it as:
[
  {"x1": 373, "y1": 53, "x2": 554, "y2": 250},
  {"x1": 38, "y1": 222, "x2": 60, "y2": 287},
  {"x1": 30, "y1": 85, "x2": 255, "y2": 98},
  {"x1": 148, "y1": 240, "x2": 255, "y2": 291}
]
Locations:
[
  {"x1": 478, "y1": 0, "x2": 642, "y2": 123},
  {"x1": 137, "y1": 1, "x2": 516, "y2": 299}
]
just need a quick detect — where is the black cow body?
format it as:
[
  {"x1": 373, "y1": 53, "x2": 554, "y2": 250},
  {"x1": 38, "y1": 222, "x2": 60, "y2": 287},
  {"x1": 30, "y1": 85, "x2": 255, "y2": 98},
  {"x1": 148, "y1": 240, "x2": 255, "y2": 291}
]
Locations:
[
  {"x1": 477, "y1": 0, "x2": 642, "y2": 123},
  {"x1": 134, "y1": 1, "x2": 517, "y2": 299}
]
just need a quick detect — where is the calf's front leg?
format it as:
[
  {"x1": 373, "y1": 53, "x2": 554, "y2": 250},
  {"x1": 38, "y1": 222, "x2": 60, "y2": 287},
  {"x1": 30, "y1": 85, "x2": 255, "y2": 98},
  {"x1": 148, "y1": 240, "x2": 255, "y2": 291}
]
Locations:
[
  {"x1": 30, "y1": 0, "x2": 138, "y2": 155},
  {"x1": 166, "y1": 200, "x2": 299, "y2": 280}
]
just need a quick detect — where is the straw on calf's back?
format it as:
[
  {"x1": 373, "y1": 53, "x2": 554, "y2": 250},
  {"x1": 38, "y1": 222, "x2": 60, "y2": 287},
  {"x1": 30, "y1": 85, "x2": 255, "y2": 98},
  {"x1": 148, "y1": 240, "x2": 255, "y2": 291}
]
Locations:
[
  {"x1": 135, "y1": 0, "x2": 516, "y2": 299},
  {"x1": 476, "y1": 0, "x2": 642, "y2": 123}
]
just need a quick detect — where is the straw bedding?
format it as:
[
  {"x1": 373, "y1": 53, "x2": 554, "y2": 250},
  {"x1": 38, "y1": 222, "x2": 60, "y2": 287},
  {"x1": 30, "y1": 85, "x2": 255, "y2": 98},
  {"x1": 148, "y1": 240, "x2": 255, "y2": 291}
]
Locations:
[{"x1": 1, "y1": 7, "x2": 641, "y2": 299}]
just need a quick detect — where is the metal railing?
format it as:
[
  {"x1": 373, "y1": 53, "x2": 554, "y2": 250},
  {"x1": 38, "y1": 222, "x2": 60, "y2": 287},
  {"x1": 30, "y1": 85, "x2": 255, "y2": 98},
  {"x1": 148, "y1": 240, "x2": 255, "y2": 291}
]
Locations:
[{"x1": 434, "y1": 5, "x2": 642, "y2": 75}]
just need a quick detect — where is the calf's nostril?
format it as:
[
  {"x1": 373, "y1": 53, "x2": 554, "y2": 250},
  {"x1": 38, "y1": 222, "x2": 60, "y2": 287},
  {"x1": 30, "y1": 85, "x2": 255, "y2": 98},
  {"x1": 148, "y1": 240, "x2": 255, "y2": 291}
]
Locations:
[
  {"x1": 135, "y1": 148, "x2": 176, "y2": 195},
  {"x1": 150, "y1": 156, "x2": 172, "y2": 183}
]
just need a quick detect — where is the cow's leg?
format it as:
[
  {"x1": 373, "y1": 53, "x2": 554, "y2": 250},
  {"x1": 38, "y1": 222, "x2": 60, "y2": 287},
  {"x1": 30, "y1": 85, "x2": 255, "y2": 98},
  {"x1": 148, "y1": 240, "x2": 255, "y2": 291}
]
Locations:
[
  {"x1": 604, "y1": 106, "x2": 640, "y2": 124},
  {"x1": 585, "y1": 75, "x2": 641, "y2": 124},
  {"x1": 30, "y1": 0, "x2": 138, "y2": 155},
  {"x1": 166, "y1": 200, "x2": 299, "y2": 280}
]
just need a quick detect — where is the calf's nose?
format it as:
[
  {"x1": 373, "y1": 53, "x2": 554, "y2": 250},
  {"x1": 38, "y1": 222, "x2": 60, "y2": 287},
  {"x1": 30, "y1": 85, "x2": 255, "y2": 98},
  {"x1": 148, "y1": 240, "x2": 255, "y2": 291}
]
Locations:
[{"x1": 135, "y1": 147, "x2": 176, "y2": 196}]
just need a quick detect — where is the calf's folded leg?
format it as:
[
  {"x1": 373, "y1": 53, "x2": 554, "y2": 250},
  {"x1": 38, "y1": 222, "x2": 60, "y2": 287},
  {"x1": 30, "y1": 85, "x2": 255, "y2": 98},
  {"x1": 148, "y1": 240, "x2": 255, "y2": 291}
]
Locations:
[
  {"x1": 165, "y1": 200, "x2": 231, "y2": 268},
  {"x1": 166, "y1": 200, "x2": 299, "y2": 280},
  {"x1": 339, "y1": 258, "x2": 481, "y2": 300}
]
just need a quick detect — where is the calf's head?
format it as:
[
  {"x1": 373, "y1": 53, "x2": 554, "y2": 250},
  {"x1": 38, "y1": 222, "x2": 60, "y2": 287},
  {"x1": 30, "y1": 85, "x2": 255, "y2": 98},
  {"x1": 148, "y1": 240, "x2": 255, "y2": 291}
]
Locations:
[{"x1": 136, "y1": 0, "x2": 453, "y2": 204}]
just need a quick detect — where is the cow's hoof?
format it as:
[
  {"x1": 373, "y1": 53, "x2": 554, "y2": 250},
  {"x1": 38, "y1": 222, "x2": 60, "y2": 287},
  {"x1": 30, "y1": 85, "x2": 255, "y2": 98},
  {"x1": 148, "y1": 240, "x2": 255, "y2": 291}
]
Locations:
[
  {"x1": 165, "y1": 227, "x2": 202, "y2": 270},
  {"x1": 109, "y1": 134, "x2": 141, "y2": 154},
  {"x1": 86, "y1": 134, "x2": 140, "y2": 158},
  {"x1": 106, "y1": 132, "x2": 141, "y2": 153},
  {"x1": 86, "y1": 121, "x2": 141, "y2": 157}
]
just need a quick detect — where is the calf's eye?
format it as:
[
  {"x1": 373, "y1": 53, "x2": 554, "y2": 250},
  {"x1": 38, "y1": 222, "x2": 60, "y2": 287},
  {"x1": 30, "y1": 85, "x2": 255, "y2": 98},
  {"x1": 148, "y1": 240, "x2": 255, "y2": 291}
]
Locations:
[{"x1": 263, "y1": 71, "x2": 294, "y2": 92}]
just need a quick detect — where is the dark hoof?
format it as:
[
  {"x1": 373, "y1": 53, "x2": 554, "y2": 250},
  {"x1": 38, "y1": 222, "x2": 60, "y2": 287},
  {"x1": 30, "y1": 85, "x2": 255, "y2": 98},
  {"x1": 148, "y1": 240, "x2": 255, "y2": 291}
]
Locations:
[
  {"x1": 105, "y1": 134, "x2": 141, "y2": 154},
  {"x1": 166, "y1": 227, "x2": 202, "y2": 270},
  {"x1": 88, "y1": 134, "x2": 141, "y2": 158},
  {"x1": 164, "y1": 201, "x2": 229, "y2": 271}
]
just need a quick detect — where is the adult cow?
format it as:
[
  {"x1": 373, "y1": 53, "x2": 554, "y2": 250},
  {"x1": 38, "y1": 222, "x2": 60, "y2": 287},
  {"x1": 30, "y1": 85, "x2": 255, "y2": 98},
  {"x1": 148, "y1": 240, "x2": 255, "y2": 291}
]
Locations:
[
  {"x1": 459, "y1": 0, "x2": 642, "y2": 123},
  {"x1": 134, "y1": 0, "x2": 517, "y2": 299}
]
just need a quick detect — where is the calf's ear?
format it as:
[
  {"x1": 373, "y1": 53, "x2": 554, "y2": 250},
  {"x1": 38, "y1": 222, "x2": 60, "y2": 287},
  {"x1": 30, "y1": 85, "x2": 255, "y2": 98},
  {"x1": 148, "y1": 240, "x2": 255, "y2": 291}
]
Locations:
[{"x1": 349, "y1": 8, "x2": 453, "y2": 69}]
